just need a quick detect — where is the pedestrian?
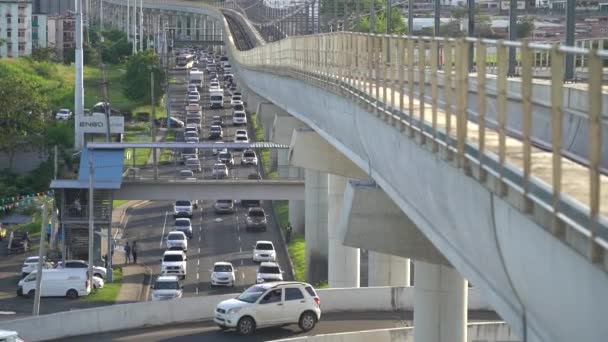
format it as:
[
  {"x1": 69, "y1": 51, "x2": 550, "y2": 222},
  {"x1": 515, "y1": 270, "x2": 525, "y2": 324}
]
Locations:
[
  {"x1": 285, "y1": 222, "x2": 292, "y2": 243},
  {"x1": 124, "y1": 242, "x2": 131, "y2": 264},
  {"x1": 132, "y1": 241, "x2": 138, "y2": 264}
]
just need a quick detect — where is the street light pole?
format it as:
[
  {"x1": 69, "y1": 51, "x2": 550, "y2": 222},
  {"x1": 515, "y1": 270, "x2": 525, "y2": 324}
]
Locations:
[
  {"x1": 32, "y1": 201, "x2": 48, "y2": 316},
  {"x1": 87, "y1": 151, "x2": 94, "y2": 293}
]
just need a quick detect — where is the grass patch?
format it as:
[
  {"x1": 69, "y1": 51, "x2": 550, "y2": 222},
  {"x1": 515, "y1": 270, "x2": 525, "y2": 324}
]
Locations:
[
  {"x1": 84, "y1": 64, "x2": 138, "y2": 111},
  {"x1": 274, "y1": 200, "x2": 289, "y2": 228},
  {"x1": 82, "y1": 267, "x2": 123, "y2": 303},
  {"x1": 112, "y1": 200, "x2": 128, "y2": 208},
  {"x1": 123, "y1": 132, "x2": 152, "y2": 166},
  {"x1": 132, "y1": 104, "x2": 166, "y2": 119},
  {"x1": 288, "y1": 235, "x2": 306, "y2": 282}
]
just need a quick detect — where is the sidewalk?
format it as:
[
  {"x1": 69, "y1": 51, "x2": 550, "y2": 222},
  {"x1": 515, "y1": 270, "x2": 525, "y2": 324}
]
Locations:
[{"x1": 110, "y1": 201, "x2": 151, "y2": 303}]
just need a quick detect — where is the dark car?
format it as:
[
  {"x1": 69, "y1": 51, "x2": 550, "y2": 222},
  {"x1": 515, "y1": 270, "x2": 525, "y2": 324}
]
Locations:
[
  {"x1": 233, "y1": 104, "x2": 244, "y2": 112},
  {"x1": 241, "y1": 199, "x2": 261, "y2": 207},
  {"x1": 208, "y1": 125, "x2": 223, "y2": 140},
  {"x1": 211, "y1": 115, "x2": 224, "y2": 127},
  {"x1": 218, "y1": 151, "x2": 234, "y2": 166},
  {"x1": 245, "y1": 207, "x2": 267, "y2": 232}
]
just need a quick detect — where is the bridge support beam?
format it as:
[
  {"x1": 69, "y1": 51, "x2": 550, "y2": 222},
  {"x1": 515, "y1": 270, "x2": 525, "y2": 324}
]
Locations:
[
  {"x1": 368, "y1": 251, "x2": 410, "y2": 287},
  {"x1": 328, "y1": 174, "x2": 360, "y2": 288},
  {"x1": 305, "y1": 169, "x2": 329, "y2": 284},
  {"x1": 414, "y1": 261, "x2": 468, "y2": 342}
]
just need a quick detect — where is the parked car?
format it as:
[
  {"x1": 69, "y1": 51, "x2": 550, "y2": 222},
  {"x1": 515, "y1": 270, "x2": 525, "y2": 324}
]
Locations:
[
  {"x1": 256, "y1": 262, "x2": 284, "y2": 284},
  {"x1": 209, "y1": 262, "x2": 236, "y2": 287},
  {"x1": 214, "y1": 199, "x2": 235, "y2": 214},
  {"x1": 212, "y1": 163, "x2": 229, "y2": 178},
  {"x1": 151, "y1": 275, "x2": 183, "y2": 301},
  {"x1": 246, "y1": 208, "x2": 268, "y2": 232},
  {"x1": 55, "y1": 260, "x2": 107, "y2": 279},
  {"x1": 17, "y1": 269, "x2": 91, "y2": 299},
  {"x1": 174, "y1": 218, "x2": 193, "y2": 239},
  {"x1": 161, "y1": 250, "x2": 187, "y2": 279},
  {"x1": 21, "y1": 256, "x2": 52, "y2": 278},
  {"x1": 173, "y1": 200, "x2": 194, "y2": 218},
  {"x1": 55, "y1": 109, "x2": 72, "y2": 120},
  {"x1": 252, "y1": 240, "x2": 276, "y2": 262},
  {"x1": 241, "y1": 150, "x2": 258, "y2": 166},
  {"x1": 214, "y1": 282, "x2": 321, "y2": 335},
  {"x1": 92, "y1": 275, "x2": 105, "y2": 290}
]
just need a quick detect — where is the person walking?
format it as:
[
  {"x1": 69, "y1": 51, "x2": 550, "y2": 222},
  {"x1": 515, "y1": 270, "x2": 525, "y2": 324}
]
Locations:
[
  {"x1": 285, "y1": 222, "x2": 293, "y2": 243},
  {"x1": 124, "y1": 242, "x2": 131, "y2": 264},
  {"x1": 132, "y1": 241, "x2": 138, "y2": 264}
]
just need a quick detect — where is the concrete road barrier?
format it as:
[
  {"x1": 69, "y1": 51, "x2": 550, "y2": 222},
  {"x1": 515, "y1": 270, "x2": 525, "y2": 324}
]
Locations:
[{"x1": 0, "y1": 287, "x2": 492, "y2": 341}]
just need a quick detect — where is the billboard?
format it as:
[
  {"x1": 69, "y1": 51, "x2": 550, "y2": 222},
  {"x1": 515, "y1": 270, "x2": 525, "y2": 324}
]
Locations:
[{"x1": 79, "y1": 116, "x2": 125, "y2": 134}]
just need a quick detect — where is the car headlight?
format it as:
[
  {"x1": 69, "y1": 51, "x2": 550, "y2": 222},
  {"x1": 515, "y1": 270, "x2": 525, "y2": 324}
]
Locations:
[{"x1": 227, "y1": 307, "x2": 242, "y2": 315}]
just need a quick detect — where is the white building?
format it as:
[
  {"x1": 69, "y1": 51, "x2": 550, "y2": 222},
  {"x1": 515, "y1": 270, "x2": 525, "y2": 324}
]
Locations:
[
  {"x1": 31, "y1": 12, "x2": 45, "y2": 49},
  {"x1": 0, "y1": 0, "x2": 32, "y2": 58}
]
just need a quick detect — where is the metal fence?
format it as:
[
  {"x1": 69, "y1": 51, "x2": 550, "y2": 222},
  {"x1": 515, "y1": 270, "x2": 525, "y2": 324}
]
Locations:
[{"x1": 230, "y1": 31, "x2": 608, "y2": 264}]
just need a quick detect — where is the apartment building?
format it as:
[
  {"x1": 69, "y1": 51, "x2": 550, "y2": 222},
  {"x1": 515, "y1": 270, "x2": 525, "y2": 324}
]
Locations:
[{"x1": 0, "y1": 0, "x2": 32, "y2": 58}]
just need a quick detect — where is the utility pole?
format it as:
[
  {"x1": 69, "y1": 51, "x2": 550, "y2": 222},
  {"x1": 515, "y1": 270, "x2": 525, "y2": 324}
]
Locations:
[
  {"x1": 140, "y1": 0, "x2": 144, "y2": 51},
  {"x1": 386, "y1": 0, "x2": 392, "y2": 34},
  {"x1": 101, "y1": 64, "x2": 111, "y2": 142},
  {"x1": 53, "y1": 146, "x2": 58, "y2": 180},
  {"x1": 151, "y1": 68, "x2": 158, "y2": 181},
  {"x1": 468, "y1": 0, "x2": 475, "y2": 71},
  {"x1": 434, "y1": 0, "x2": 440, "y2": 36},
  {"x1": 100, "y1": 0, "x2": 103, "y2": 34},
  {"x1": 74, "y1": 0, "x2": 85, "y2": 150},
  {"x1": 32, "y1": 201, "x2": 48, "y2": 316},
  {"x1": 508, "y1": 0, "x2": 517, "y2": 76},
  {"x1": 564, "y1": 0, "x2": 575, "y2": 81},
  {"x1": 87, "y1": 151, "x2": 94, "y2": 294},
  {"x1": 127, "y1": 0, "x2": 130, "y2": 50},
  {"x1": 370, "y1": 0, "x2": 375, "y2": 33},
  {"x1": 408, "y1": 0, "x2": 413, "y2": 35}
]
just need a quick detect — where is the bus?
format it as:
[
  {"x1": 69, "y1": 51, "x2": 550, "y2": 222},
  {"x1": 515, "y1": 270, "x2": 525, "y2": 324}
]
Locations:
[{"x1": 175, "y1": 54, "x2": 195, "y2": 70}]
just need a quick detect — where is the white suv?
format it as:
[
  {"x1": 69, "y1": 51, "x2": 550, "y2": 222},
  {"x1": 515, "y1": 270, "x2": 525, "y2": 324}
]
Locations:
[
  {"x1": 210, "y1": 261, "x2": 236, "y2": 287},
  {"x1": 214, "y1": 282, "x2": 321, "y2": 335},
  {"x1": 256, "y1": 262, "x2": 283, "y2": 284},
  {"x1": 21, "y1": 256, "x2": 52, "y2": 278},
  {"x1": 151, "y1": 275, "x2": 183, "y2": 301},
  {"x1": 173, "y1": 200, "x2": 194, "y2": 218},
  {"x1": 166, "y1": 231, "x2": 188, "y2": 251},
  {"x1": 252, "y1": 241, "x2": 276, "y2": 262},
  {"x1": 161, "y1": 250, "x2": 187, "y2": 279}
]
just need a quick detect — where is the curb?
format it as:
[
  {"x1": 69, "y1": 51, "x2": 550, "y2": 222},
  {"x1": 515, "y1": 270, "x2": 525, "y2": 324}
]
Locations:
[
  {"x1": 269, "y1": 201, "x2": 297, "y2": 281},
  {"x1": 139, "y1": 264, "x2": 153, "y2": 302}
]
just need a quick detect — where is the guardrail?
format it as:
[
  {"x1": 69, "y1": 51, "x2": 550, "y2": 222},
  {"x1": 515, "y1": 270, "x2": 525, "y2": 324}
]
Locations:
[
  {"x1": 228, "y1": 31, "x2": 608, "y2": 265},
  {"x1": 121, "y1": 165, "x2": 304, "y2": 181},
  {"x1": 0, "y1": 286, "x2": 492, "y2": 341}
]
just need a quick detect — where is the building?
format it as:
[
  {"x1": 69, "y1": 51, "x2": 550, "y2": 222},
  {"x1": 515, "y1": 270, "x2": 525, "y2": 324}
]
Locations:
[
  {"x1": 47, "y1": 13, "x2": 75, "y2": 59},
  {"x1": 31, "y1": 12, "x2": 45, "y2": 49},
  {"x1": 32, "y1": 0, "x2": 74, "y2": 15},
  {"x1": 0, "y1": 0, "x2": 32, "y2": 58}
]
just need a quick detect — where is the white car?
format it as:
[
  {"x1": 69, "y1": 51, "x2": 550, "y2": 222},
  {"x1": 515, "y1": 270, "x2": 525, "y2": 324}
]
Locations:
[
  {"x1": 231, "y1": 100, "x2": 244, "y2": 108},
  {"x1": 55, "y1": 260, "x2": 108, "y2": 279},
  {"x1": 231, "y1": 96, "x2": 243, "y2": 106},
  {"x1": 188, "y1": 92, "x2": 200, "y2": 101},
  {"x1": 185, "y1": 136, "x2": 200, "y2": 143},
  {"x1": 252, "y1": 241, "x2": 276, "y2": 262},
  {"x1": 241, "y1": 149, "x2": 258, "y2": 166},
  {"x1": 151, "y1": 275, "x2": 183, "y2": 301},
  {"x1": 214, "y1": 282, "x2": 321, "y2": 335},
  {"x1": 161, "y1": 250, "x2": 187, "y2": 279},
  {"x1": 174, "y1": 200, "x2": 194, "y2": 218},
  {"x1": 55, "y1": 109, "x2": 72, "y2": 120},
  {"x1": 233, "y1": 111, "x2": 247, "y2": 126},
  {"x1": 166, "y1": 231, "x2": 188, "y2": 251},
  {"x1": 212, "y1": 163, "x2": 229, "y2": 178},
  {"x1": 0, "y1": 329, "x2": 25, "y2": 342},
  {"x1": 210, "y1": 262, "x2": 236, "y2": 287},
  {"x1": 21, "y1": 256, "x2": 52, "y2": 278},
  {"x1": 185, "y1": 158, "x2": 202, "y2": 173},
  {"x1": 174, "y1": 218, "x2": 193, "y2": 239},
  {"x1": 234, "y1": 135, "x2": 249, "y2": 151},
  {"x1": 235, "y1": 129, "x2": 248, "y2": 138},
  {"x1": 92, "y1": 275, "x2": 105, "y2": 289},
  {"x1": 256, "y1": 262, "x2": 284, "y2": 284}
]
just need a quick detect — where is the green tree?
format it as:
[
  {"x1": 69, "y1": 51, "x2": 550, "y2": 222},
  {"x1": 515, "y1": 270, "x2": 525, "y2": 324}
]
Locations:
[
  {"x1": 30, "y1": 47, "x2": 57, "y2": 62},
  {"x1": 123, "y1": 50, "x2": 165, "y2": 104},
  {"x1": 0, "y1": 74, "x2": 50, "y2": 169},
  {"x1": 517, "y1": 17, "x2": 535, "y2": 38}
]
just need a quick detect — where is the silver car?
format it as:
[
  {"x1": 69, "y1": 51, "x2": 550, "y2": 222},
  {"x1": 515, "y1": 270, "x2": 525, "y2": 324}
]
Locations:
[{"x1": 214, "y1": 199, "x2": 235, "y2": 214}]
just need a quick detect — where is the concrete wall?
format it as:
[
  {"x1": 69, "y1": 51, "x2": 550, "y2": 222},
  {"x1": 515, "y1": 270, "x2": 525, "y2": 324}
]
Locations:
[
  {"x1": 270, "y1": 323, "x2": 521, "y2": 342},
  {"x1": 0, "y1": 287, "x2": 493, "y2": 341},
  {"x1": 234, "y1": 66, "x2": 608, "y2": 342}
]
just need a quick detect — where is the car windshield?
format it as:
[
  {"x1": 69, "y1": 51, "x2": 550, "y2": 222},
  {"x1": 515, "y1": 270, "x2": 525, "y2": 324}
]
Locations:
[
  {"x1": 249, "y1": 210, "x2": 265, "y2": 217},
  {"x1": 175, "y1": 201, "x2": 191, "y2": 206},
  {"x1": 234, "y1": 112, "x2": 245, "y2": 117},
  {"x1": 163, "y1": 254, "x2": 184, "y2": 262},
  {"x1": 217, "y1": 200, "x2": 232, "y2": 204},
  {"x1": 214, "y1": 265, "x2": 233, "y2": 272},
  {"x1": 211, "y1": 126, "x2": 221, "y2": 132},
  {"x1": 236, "y1": 136, "x2": 248, "y2": 141},
  {"x1": 219, "y1": 153, "x2": 231, "y2": 159},
  {"x1": 185, "y1": 132, "x2": 198, "y2": 137},
  {"x1": 182, "y1": 148, "x2": 196, "y2": 154},
  {"x1": 214, "y1": 165, "x2": 226, "y2": 170},
  {"x1": 237, "y1": 285, "x2": 266, "y2": 303},
  {"x1": 211, "y1": 96, "x2": 222, "y2": 101},
  {"x1": 244, "y1": 151, "x2": 255, "y2": 158},
  {"x1": 256, "y1": 243, "x2": 273, "y2": 250},
  {"x1": 259, "y1": 266, "x2": 280, "y2": 274},
  {"x1": 168, "y1": 233, "x2": 184, "y2": 240},
  {"x1": 154, "y1": 281, "x2": 179, "y2": 290},
  {"x1": 234, "y1": 105, "x2": 244, "y2": 111},
  {"x1": 175, "y1": 220, "x2": 190, "y2": 227},
  {"x1": 25, "y1": 257, "x2": 39, "y2": 263}
]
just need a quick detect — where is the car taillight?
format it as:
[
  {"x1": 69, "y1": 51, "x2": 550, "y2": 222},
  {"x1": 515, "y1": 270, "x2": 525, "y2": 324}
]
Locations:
[{"x1": 314, "y1": 297, "x2": 320, "y2": 306}]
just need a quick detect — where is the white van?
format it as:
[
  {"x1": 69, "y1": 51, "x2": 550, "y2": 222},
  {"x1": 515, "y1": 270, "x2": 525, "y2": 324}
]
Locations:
[{"x1": 18, "y1": 269, "x2": 91, "y2": 299}]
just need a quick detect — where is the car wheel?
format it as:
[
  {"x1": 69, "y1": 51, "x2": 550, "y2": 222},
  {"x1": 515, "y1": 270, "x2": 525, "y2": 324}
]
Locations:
[
  {"x1": 299, "y1": 311, "x2": 317, "y2": 332},
  {"x1": 66, "y1": 289, "x2": 79, "y2": 299},
  {"x1": 237, "y1": 316, "x2": 256, "y2": 335},
  {"x1": 27, "y1": 289, "x2": 35, "y2": 299}
]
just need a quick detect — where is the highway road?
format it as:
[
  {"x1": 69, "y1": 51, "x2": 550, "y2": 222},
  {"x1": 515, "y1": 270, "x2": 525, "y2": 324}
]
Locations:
[{"x1": 123, "y1": 61, "x2": 294, "y2": 298}]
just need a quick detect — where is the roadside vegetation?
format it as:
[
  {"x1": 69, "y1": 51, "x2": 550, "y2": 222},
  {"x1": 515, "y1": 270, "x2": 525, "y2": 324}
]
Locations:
[{"x1": 82, "y1": 267, "x2": 123, "y2": 304}]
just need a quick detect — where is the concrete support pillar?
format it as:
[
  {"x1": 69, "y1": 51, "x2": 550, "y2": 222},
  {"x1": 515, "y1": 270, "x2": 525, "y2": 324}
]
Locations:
[
  {"x1": 288, "y1": 200, "x2": 305, "y2": 234},
  {"x1": 414, "y1": 261, "x2": 467, "y2": 342},
  {"x1": 328, "y1": 174, "x2": 360, "y2": 288},
  {"x1": 368, "y1": 251, "x2": 410, "y2": 287},
  {"x1": 305, "y1": 169, "x2": 328, "y2": 284}
]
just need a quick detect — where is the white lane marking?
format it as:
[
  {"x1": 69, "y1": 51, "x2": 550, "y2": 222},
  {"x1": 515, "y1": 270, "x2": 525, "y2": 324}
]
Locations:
[
  {"x1": 197, "y1": 260, "x2": 200, "y2": 266},
  {"x1": 160, "y1": 211, "x2": 168, "y2": 248},
  {"x1": 241, "y1": 273, "x2": 245, "y2": 279},
  {"x1": 241, "y1": 260, "x2": 244, "y2": 266},
  {"x1": 196, "y1": 287, "x2": 199, "y2": 295},
  {"x1": 199, "y1": 235, "x2": 201, "y2": 242},
  {"x1": 198, "y1": 247, "x2": 201, "y2": 253},
  {"x1": 197, "y1": 273, "x2": 199, "y2": 280},
  {"x1": 199, "y1": 225, "x2": 202, "y2": 232},
  {"x1": 239, "y1": 247, "x2": 242, "y2": 253},
  {"x1": 238, "y1": 236, "x2": 241, "y2": 242},
  {"x1": 214, "y1": 218, "x2": 223, "y2": 222},
  {"x1": 0, "y1": 311, "x2": 16, "y2": 315}
]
